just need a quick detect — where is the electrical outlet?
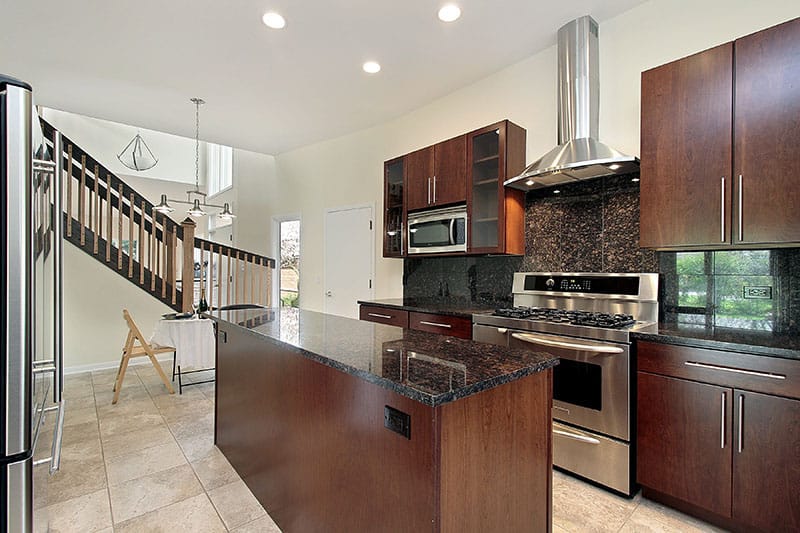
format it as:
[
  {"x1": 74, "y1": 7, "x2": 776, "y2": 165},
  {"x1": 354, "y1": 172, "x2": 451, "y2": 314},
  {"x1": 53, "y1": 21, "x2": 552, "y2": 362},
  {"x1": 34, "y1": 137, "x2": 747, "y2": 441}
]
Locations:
[{"x1": 743, "y1": 286, "x2": 772, "y2": 299}]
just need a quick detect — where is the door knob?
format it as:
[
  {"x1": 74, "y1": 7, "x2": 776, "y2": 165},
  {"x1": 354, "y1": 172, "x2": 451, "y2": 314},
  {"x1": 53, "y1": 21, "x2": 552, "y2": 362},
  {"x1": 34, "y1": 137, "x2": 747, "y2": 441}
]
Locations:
[{"x1": 326, "y1": 290, "x2": 332, "y2": 297}]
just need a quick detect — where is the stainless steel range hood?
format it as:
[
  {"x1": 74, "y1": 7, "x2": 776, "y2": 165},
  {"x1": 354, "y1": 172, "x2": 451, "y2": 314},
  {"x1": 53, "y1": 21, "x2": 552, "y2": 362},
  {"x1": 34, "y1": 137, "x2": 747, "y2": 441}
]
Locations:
[{"x1": 505, "y1": 16, "x2": 639, "y2": 191}]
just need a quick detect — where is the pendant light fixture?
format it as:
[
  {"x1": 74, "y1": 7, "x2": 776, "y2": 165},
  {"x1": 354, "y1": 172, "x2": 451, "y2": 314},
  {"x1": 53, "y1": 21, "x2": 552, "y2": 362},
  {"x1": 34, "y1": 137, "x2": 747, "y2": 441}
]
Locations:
[
  {"x1": 152, "y1": 98, "x2": 236, "y2": 219},
  {"x1": 118, "y1": 132, "x2": 158, "y2": 171}
]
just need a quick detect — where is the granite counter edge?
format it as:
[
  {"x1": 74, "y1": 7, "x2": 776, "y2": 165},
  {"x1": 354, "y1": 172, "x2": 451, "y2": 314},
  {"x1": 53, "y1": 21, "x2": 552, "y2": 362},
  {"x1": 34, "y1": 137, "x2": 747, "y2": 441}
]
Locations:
[
  {"x1": 357, "y1": 299, "x2": 493, "y2": 319},
  {"x1": 632, "y1": 331, "x2": 800, "y2": 361}
]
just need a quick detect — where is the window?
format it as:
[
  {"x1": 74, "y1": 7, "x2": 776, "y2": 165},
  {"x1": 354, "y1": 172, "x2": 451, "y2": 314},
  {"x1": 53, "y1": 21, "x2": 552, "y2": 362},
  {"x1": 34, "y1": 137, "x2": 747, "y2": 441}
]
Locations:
[{"x1": 207, "y1": 143, "x2": 233, "y2": 196}]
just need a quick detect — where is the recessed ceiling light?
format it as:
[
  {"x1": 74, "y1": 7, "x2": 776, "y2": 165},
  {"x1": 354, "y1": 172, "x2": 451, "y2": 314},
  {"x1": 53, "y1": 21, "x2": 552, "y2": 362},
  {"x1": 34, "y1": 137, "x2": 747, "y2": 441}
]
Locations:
[
  {"x1": 631, "y1": 177, "x2": 640, "y2": 182},
  {"x1": 608, "y1": 163, "x2": 621, "y2": 170},
  {"x1": 262, "y1": 12, "x2": 286, "y2": 29},
  {"x1": 525, "y1": 179, "x2": 535, "y2": 186},
  {"x1": 553, "y1": 189, "x2": 561, "y2": 194},
  {"x1": 363, "y1": 61, "x2": 381, "y2": 74},
  {"x1": 438, "y1": 4, "x2": 461, "y2": 22}
]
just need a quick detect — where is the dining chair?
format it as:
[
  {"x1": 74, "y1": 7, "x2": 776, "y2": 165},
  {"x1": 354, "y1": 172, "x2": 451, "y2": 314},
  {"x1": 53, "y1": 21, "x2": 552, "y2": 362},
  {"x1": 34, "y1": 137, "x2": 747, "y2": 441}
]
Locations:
[{"x1": 112, "y1": 309, "x2": 176, "y2": 404}]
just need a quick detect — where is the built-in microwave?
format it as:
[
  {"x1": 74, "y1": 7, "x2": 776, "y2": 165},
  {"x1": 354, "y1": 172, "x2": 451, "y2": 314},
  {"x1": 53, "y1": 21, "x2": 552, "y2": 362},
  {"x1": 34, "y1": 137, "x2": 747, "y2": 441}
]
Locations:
[{"x1": 407, "y1": 205, "x2": 467, "y2": 254}]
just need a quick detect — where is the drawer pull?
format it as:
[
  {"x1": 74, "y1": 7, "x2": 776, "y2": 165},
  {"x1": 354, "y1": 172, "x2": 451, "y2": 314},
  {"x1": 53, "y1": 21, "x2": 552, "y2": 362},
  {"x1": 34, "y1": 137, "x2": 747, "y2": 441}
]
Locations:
[
  {"x1": 419, "y1": 320, "x2": 452, "y2": 329},
  {"x1": 367, "y1": 313, "x2": 393, "y2": 320},
  {"x1": 684, "y1": 361, "x2": 786, "y2": 380}
]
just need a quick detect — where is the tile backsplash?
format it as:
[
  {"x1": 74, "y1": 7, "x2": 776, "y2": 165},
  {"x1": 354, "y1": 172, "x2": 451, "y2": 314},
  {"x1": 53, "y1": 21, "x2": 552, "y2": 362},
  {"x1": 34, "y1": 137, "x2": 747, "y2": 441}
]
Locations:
[{"x1": 403, "y1": 174, "x2": 800, "y2": 333}]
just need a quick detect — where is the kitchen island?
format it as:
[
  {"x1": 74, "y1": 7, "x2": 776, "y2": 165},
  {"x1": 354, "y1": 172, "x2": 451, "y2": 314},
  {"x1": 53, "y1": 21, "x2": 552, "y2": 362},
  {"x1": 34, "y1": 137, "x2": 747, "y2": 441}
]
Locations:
[{"x1": 211, "y1": 307, "x2": 558, "y2": 532}]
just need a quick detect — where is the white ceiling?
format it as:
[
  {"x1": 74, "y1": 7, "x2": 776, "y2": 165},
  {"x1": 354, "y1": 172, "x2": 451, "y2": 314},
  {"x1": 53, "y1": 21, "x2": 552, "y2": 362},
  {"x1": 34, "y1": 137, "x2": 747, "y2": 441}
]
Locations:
[{"x1": 0, "y1": 0, "x2": 647, "y2": 155}]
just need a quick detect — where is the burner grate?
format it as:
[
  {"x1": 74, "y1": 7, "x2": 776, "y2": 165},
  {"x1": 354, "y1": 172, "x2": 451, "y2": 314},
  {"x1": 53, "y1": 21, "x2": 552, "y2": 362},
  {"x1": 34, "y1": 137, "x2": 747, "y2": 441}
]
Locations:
[{"x1": 493, "y1": 307, "x2": 636, "y2": 329}]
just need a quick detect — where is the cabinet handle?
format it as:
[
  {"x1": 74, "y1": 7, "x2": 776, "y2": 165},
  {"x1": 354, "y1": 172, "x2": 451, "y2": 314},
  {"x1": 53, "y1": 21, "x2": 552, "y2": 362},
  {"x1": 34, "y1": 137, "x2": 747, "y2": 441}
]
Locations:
[
  {"x1": 433, "y1": 175, "x2": 437, "y2": 204},
  {"x1": 720, "y1": 176, "x2": 726, "y2": 242},
  {"x1": 737, "y1": 394, "x2": 744, "y2": 453},
  {"x1": 419, "y1": 320, "x2": 452, "y2": 329},
  {"x1": 684, "y1": 361, "x2": 786, "y2": 380},
  {"x1": 738, "y1": 174, "x2": 743, "y2": 242},
  {"x1": 720, "y1": 392, "x2": 726, "y2": 449},
  {"x1": 368, "y1": 313, "x2": 393, "y2": 320},
  {"x1": 427, "y1": 177, "x2": 431, "y2": 205}
]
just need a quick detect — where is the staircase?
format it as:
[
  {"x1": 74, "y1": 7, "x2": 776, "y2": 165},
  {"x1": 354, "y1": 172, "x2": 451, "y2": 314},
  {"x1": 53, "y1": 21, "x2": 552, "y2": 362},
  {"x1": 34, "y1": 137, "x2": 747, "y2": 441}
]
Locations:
[{"x1": 40, "y1": 119, "x2": 276, "y2": 312}]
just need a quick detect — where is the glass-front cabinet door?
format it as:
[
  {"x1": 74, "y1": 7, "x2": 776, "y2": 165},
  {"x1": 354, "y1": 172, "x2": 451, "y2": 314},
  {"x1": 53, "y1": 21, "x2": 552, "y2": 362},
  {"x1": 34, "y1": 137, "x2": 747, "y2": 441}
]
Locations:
[
  {"x1": 467, "y1": 120, "x2": 526, "y2": 255},
  {"x1": 383, "y1": 157, "x2": 405, "y2": 257}
]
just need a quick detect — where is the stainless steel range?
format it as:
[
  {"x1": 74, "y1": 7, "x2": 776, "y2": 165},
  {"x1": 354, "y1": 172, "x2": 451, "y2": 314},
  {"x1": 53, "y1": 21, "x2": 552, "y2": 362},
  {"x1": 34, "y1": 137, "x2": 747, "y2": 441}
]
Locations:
[{"x1": 473, "y1": 272, "x2": 658, "y2": 496}]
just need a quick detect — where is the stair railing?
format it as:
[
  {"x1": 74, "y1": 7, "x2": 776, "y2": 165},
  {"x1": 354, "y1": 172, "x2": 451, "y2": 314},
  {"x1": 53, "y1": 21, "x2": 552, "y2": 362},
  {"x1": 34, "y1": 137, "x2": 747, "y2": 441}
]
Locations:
[{"x1": 41, "y1": 119, "x2": 275, "y2": 313}]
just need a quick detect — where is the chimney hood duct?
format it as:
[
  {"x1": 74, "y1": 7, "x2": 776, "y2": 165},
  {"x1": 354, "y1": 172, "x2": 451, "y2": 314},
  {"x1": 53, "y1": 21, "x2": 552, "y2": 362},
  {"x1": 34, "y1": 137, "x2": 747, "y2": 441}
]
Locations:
[{"x1": 504, "y1": 16, "x2": 639, "y2": 191}]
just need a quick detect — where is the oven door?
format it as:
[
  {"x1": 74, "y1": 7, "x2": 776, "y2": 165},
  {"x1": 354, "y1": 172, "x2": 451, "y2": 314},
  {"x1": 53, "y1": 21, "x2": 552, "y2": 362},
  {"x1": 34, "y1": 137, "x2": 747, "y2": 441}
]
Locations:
[{"x1": 509, "y1": 331, "x2": 629, "y2": 441}]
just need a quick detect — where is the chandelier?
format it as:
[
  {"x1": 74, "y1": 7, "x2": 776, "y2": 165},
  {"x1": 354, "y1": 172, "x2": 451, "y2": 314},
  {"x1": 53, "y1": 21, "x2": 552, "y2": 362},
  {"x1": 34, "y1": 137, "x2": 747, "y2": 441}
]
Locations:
[
  {"x1": 153, "y1": 98, "x2": 235, "y2": 220},
  {"x1": 117, "y1": 132, "x2": 158, "y2": 171}
]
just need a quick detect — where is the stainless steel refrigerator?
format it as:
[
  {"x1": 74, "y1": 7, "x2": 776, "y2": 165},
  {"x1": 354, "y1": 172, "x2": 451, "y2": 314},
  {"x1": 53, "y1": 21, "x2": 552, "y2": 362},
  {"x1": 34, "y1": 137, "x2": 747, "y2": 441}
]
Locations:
[{"x1": 1, "y1": 74, "x2": 65, "y2": 532}]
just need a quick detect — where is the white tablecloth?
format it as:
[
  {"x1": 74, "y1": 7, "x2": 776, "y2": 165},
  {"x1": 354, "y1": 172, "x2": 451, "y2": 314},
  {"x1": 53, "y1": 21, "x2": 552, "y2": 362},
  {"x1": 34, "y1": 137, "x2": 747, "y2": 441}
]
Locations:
[{"x1": 150, "y1": 317, "x2": 215, "y2": 370}]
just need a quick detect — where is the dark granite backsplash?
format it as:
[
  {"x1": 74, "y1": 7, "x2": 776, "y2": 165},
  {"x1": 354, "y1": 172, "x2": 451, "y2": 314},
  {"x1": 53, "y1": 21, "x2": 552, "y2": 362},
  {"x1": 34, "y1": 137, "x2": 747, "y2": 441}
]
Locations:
[{"x1": 404, "y1": 174, "x2": 800, "y2": 335}]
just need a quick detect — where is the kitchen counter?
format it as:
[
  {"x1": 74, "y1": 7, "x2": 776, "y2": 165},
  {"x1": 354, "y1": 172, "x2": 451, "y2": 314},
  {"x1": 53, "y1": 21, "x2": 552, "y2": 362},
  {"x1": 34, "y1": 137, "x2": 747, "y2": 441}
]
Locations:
[
  {"x1": 357, "y1": 297, "x2": 495, "y2": 319},
  {"x1": 212, "y1": 307, "x2": 554, "y2": 531},
  {"x1": 211, "y1": 307, "x2": 557, "y2": 406},
  {"x1": 632, "y1": 323, "x2": 800, "y2": 360}
]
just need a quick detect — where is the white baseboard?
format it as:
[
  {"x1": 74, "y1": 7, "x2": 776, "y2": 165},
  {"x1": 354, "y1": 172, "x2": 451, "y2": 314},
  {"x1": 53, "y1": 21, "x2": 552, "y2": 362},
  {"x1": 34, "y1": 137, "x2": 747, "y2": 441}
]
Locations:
[{"x1": 65, "y1": 354, "x2": 174, "y2": 375}]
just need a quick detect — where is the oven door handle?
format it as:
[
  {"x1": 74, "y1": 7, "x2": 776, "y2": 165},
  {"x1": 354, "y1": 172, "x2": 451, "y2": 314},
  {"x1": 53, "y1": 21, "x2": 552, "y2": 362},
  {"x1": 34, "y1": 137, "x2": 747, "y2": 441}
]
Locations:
[
  {"x1": 511, "y1": 333, "x2": 624, "y2": 354},
  {"x1": 553, "y1": 422, "x2": 601, "y2": 445}
]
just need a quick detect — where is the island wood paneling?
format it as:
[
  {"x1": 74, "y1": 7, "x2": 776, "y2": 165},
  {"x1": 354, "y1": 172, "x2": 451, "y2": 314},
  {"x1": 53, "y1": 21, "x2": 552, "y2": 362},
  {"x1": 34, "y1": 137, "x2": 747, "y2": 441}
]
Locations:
[{"x1": 215, "y1": 323, "x2": 552, "y2": 532}]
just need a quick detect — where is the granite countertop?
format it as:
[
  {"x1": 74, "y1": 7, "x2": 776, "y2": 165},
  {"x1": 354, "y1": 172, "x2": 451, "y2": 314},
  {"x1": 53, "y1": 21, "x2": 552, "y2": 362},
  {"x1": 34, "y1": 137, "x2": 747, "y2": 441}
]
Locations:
[
  {"x1": 632, "y1": 323, "x2": 800, "y2": 361},
  {"x1": 357, "y1": 298, "x2": 496, "y2": 319},
  {"x1": 210, "y1": 307, "x2": 558, "y2": 406}
]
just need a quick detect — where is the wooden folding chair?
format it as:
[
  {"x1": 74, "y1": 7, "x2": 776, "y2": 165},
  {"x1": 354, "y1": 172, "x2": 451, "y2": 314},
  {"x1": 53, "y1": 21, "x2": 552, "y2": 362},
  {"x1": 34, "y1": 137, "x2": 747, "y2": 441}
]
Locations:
[{"x1": 112, "y1": 309, "x2": 176, "y2": 404}]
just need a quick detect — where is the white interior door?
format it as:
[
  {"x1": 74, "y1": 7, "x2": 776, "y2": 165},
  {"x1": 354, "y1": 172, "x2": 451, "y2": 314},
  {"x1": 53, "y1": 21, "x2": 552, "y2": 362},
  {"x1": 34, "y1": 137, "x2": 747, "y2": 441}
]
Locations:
[{"x1": 324, "y1": 205, "x2": 374, "y2": 318}]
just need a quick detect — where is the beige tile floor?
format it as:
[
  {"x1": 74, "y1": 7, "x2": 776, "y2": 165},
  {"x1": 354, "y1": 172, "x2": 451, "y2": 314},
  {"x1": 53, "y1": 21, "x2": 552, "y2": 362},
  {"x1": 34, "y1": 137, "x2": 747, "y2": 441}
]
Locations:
[{"x1": 34, "y1": 365, "x2": 727, "y2": 532}]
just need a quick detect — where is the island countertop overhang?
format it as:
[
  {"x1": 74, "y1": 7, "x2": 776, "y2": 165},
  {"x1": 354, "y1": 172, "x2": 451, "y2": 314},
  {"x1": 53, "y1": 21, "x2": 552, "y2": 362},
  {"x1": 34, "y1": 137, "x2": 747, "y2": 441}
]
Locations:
[{"x1": 209, "y1": 307, "x2": 558, "y2": 407}]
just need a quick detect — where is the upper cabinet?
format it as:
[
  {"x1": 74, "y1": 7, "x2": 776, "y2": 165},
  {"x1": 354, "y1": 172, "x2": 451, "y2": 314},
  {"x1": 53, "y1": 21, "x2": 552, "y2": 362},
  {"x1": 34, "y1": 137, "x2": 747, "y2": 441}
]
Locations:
[
  {"x1": 383, "y1": 157, "x2": 405, "y2": 257},
  {"x1": 467, "y1": 121, "x2": 526, "y2": 255},
  {"x1": 406, "y1": 135, "x2": 467, "y2": 211},
  {"x1": 640, "y1": 17, "x2": 800, "y2": 249},
  {"x1": 382, "y1": 120, "x2": 527, "y2": 258}
]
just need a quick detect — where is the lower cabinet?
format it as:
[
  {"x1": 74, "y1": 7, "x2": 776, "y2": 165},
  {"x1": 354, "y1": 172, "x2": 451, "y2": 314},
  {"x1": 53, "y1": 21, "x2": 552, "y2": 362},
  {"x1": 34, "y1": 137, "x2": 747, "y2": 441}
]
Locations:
[
  {"x1": 359, "y1": 305, "x2": 471, "y2": 339},
  {"x1": 637, "y1": 341, "x2": 800, "y2": 532}
]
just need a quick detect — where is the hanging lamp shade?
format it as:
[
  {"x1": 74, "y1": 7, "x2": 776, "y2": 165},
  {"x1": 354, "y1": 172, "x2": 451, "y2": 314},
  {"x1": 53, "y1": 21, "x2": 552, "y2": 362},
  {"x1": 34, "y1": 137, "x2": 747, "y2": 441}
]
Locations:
[
  {"x1": 153, "y1": 194, "x2": 174, "y2": 214},
  {"x1": 218, "y1": 202, "x2": 236, "y2": 220},
  {"x1": 187, "y1": 198, "x2": 207, "y2": 217},
  {"x1": 117, "y1": 132, "x2": 158, "y2": 171}
]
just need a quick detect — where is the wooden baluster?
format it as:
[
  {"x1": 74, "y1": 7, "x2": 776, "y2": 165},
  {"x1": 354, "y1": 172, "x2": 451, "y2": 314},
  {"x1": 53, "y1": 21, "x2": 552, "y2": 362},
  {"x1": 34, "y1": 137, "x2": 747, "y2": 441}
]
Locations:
[
  {"x1": 249, "y1": 255, "x2": 255, "y2": 304},
  {"x1": 171, "y1": 227, "x2": 177, "y2": 306},
  {"x1": 87, "y1": 166, "x2": 93, "y2": 235},
  {"x1": 161, "y1": 226, "x2": 167, "y2": 299},
  {"x1": 92, "y1": 165, "x2": 101, "y2": 255},
  {"x1": 79, "y1": 155, "x2": 86, "y2": 245},
  {"x1": 267, "y1": 264, "x2": 272, "y2": 307},
  {"x1": 257, "y1": 259, "x2": 263, "y2": 307},
  {"x1": 236, "y1": 252, "x2": 242, "y2": 305},
  {"x1": 117, "y1": 184, "x2": 123, "y2": 269},
  {"x1": 216, "y1": 246, "x2": 222, "y2": 309},
  {"x1": 226, "y1": 248, "x2": 232, "y2": 308},
  {"x1": 66, "y1": 145, "x2": 73, "y2": 237},
  {"x1": 207, "y1": 244, "x2": 214, "y2": 311},
  {"x1": 150, "y1": 221, "x2": 156, "y2": 292},
  {"x1": 128, "y1": 193, "x2": 134, "y2": 278},
  {"x1": 105, "y1": 176, "x2": 111, "y2": 262},
  {"x1": 139, "y1": 200, "x2": 146, "y2": 284}
]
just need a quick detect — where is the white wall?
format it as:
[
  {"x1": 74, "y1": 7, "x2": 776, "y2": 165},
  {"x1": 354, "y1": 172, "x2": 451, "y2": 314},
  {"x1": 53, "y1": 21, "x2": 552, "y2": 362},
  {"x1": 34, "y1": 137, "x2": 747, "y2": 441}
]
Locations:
[
  {"x1": 63, "y1": 242, "x2": 173, "y2": 371},
  {"x1": 41, "y1": 108, "x2": 201, "y2": 185},
  {"x1": 273, "y1": 0, "x2": 798, "y2": 313}
]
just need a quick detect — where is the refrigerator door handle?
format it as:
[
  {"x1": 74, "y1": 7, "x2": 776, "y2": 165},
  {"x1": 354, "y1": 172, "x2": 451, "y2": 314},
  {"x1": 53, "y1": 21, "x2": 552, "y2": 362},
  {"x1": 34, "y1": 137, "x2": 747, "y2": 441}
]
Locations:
[{"x1": 32, "y1": 398, "x2": 65, "y2": 473}]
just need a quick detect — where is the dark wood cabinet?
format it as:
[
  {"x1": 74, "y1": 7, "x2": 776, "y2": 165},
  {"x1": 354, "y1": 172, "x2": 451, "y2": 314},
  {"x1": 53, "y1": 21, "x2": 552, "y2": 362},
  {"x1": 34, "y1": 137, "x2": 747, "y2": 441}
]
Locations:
[
  {"x1": 467, "y1": 120, "x2": 526, "y2": 255},
  {"x1": 733, "y1": 17, "x2": 800, "y2": 245},
  {"x1": 636, "y1": 340, "x2": 800, "y2": 531},
  {"x1": 408, "y1": 311, "x2": 471, "y2": 339},
  {"x1": 359, "y1": 304, "x2": 409, "y2": 328},
  {"x1": 637, "y1": 372, "x2": 732, "y2": 517},
  {"x1": 406, "y1": 136, "x2": 467, "y2": 212},
  {"x1": 383, "y1": 157, "x2": 405, "y2": 257},
  {"x1": 640, "y1": 17, "x2": 800, "y2": 249},
  {"x1": 732, "y1": 391, "x2": 800, "y2": 532},
  {"x1": 383, "y1": 120, "x2": 526, "y2": 257}
]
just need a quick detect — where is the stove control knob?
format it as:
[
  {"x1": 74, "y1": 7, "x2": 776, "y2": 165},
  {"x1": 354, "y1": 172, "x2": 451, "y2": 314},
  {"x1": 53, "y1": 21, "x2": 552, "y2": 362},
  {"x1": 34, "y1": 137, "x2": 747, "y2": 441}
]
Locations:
[{"x1": 545, "y1": 278, "x2": 555, "y2": 289}]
